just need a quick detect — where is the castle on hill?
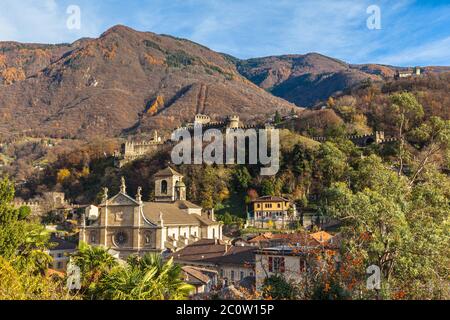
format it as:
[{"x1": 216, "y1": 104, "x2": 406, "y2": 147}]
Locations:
[{"x1": 114, "y1": 114, "x2": 247, "y2": 167}]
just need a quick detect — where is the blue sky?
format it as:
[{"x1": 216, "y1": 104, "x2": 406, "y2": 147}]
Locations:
[{"x1": 0, "y1": 0, "x2": 449, "y2": 66}]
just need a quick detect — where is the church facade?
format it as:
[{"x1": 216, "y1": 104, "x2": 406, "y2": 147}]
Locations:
[{"x1": 79, "y1": 167, "x2": 222, "y2": 258}]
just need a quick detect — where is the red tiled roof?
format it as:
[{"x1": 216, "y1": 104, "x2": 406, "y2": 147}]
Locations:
[
  {"x1": 310, "y1": 231, "x2": 333, "y2": 244},
  {"x1": 248, "y1": 232, "x2": 329, "y2": 247},
  {"x1": 46, "y1": 269, "x2": 65, "y2": 278},
  {"x1": 170, "y1": 239, "x2": 256, "y2": 267},
  {"x1": 182, "y1": 266, "x2": 216, "y2": 284}
]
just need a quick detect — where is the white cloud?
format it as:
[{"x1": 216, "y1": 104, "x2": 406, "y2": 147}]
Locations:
[
  {"x1": 0, "y1": 0, "x2": 448, "y2": 67},
  {"x1": 377, "y1": 36, "x2": 450, "y2": 66}
]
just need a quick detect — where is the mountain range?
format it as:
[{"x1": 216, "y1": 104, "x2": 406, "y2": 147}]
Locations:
[
  {"x1": 237, "y1": 54, "x2": 450, "y2": 107},
  {"x1": 0, "y1": 25, "x2": 449, "y2": 140}
]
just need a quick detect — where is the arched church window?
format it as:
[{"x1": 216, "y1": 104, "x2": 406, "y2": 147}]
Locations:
[{"x1": 161, "y1": 180, "x2": 168, "y2": 194}]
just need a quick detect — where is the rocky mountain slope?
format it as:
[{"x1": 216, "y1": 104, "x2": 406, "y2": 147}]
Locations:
[
  {"x1": 1, "y1": 25, "x2": 449, "y2": 141},
  {"x1": 236, "y1": 53, "x2": 450, "y2": 107},
  {"x1": 0, "y1": 25, "x2": 297, "y2": 140}
]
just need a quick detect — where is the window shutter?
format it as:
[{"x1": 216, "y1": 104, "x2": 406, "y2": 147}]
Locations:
[
  {"x1": 268, "y1": 257, "x2": 273, "y2": 272},
  {"x1": 280, "y1": 258, "x2": 285, "y2": 273}
]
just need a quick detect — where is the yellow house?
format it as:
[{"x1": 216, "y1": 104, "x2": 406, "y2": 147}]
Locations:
[{"x1": 247, "y1": 196, "x2": 296, "y2": 229}]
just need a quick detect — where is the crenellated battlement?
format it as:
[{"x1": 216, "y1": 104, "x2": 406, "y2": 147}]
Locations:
[
  {"x1": 115, "y1": 130, "x2": 164, "y2": 167},
  {"x1": 14, "y1": 201, "x2": 42, "y2": 207},
  {"x1": 313, "y1": 131, "x2": 396, "y2": 147},
  {"x1": 115, "y1": 114, "x2": 269, "y2": 167}
]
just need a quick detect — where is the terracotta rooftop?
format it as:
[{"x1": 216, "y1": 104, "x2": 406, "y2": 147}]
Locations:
[
  {"x1": 46, "y1": 269, "x2": 65, "y2": 278},
  {"x1": 310, "y1": 231, "x2": 333, "y2": 244},
  {"x1": 248, "y1": 231, "x2": 331, "y2": 247},
  {"x1": 170, "y1": 239, "x2": 256, "y2": 267},
  {"x1": 182, "y1": 266, "x2": 217, "y2": 285}
]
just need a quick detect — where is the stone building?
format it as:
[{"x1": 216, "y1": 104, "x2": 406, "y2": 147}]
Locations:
[
  {"x1": 254, "y1": 231, "x2": 336, "y2": 291},
  {"x1": 79, "y1": 167, "x2": 222, "y2": 258},
  {"x1": 181, "y1": 266, "x2": 219, "y2": 295},
  {"x1": 187, "y1": 114, "x2": 243, "y2": 130},
  {"x1": 394, "y1": 66, "x2": 422, "y2": 79},
  {"x1": 14, "y1": 191, "x2": 79, "y2": 219},
  {"x1": 46, "y1": 234, "x2": 77, "y2": 272},
  {"x1": 313, "y1": 131, "x2": 396, "y2": 147},
  {"x1": 114, "y1": 130, "x2": 163, "y2": 167},
  {"x1": 194, "y1": 114, "x2": 212, "y2": 126},
  {"x1": 170, "y1": 239, "x2": 256, "y2": 287}
]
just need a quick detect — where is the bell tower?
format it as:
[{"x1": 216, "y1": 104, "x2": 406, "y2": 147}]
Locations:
[{"x1": 154, "y1": 166, "x2": 184, "y2": 202}]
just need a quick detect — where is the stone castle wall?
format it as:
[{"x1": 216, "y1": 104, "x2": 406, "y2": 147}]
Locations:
[{"x1": 313, "y1": 131, "x2": 397, "y2": 147}]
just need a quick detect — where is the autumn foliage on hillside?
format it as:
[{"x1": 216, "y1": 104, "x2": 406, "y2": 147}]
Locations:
[
  {"x1": 1, "y1": 67, "x2": 26, "y2": 85},
  {"x1": 343, "y1": 73, "x2": 450, "y2": 133}
]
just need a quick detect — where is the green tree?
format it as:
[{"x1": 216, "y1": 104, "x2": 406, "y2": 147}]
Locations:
[
  {"x1": 0, "y1": 177, "x2": 52, "y2": 273},
  {"x1": 95, "y1": 254, "x2": 193, "y2": 300},
  {"x1": 388, "y1": 92, "x2": 424, "y2": 175},
  {"x1": 262, "y1": 275, "x2": 299, "y2": 299},
  {"x1": 70, "y1": 242, "x2": 118, "y2": 295},
  {"x1": 220, "y1": 212, "x2": 234, "y2": 225},
  {"x1": 261, "y1": 178, "x2": 276, "y2": 196},
  {"x1": 323, "y1": 155, "x2": 449, "y2": 299},
  {"x1": 0, "y1": 176, "x2": 18, "y2": 225},
  {"x1": 408, "y1": 116, "x2": 450, "y2": 185},
  {"x1": 17, "y1": 206, "x2": 31, "y2": 220},
  {"x1": 0, "y1": 256, "x2": 70, "y2": 300},
  {"x1": 232, "y1": 166, "x2": 252, "y2": 191},
  {"x1": 315, "y1": 142, "x2": 349, "y2": 187},
  {"x1": 0, "y1": 176, "x2": 70, "y2": 300},
  {"x1": 274, "y1": 111, "x2": 282, "y2": 125}
]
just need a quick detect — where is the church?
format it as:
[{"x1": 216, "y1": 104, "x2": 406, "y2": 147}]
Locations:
[{"x1": 79, "y1": 167, "x2": 223, "y2": 258}]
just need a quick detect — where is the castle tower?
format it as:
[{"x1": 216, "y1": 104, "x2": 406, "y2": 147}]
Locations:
[
  {"x1": 228, "y1": 115, "x2": 240, "y2": 129},
  {"x1": 194, "y1": 114, "x2": 211, "y2": 126},
  {"x1": 123, "y1": 141, "x2": 136, "y2": 157},
  {"x1": 152, "y1": 130, "x2": 159, "y2": 142},
  {"x1": 154, "y1": 166, "x2": 184, "y2": 202},
  {"x1": 375, "y1": 131, "x2": 385, "y2": 144},
  {"x1": 414, "y1": 66, "x2": 421, "y2": 76}
]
